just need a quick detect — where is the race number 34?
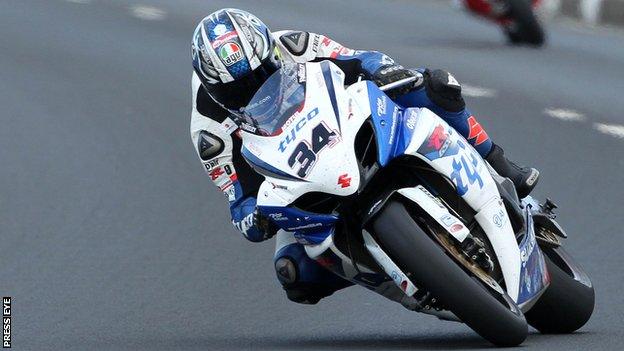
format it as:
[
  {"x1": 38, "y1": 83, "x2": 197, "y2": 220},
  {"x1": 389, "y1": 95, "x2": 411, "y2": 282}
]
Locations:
[{"x1": 288, "y1": 122, "x2": 338, "y2": 177}]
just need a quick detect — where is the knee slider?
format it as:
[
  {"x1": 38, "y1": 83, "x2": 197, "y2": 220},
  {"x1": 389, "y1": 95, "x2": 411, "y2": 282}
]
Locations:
[
  {"x1": 274, "y1": 257, "x2": 298, "y2": 285},
  {"x1": 274, "y1": 258, "x2": 324, "y2": 304},
  {"x1": 425, "y1": 69, "x2": 466, "y2": 112}
]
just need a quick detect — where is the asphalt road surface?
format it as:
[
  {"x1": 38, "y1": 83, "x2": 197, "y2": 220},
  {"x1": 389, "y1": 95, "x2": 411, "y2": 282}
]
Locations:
[{"x1": 2, "y1": 0, "x2": 623, "y2": 350}]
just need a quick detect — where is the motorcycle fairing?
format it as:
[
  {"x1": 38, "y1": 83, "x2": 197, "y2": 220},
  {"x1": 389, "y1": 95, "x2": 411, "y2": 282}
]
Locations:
[
  {"x1": 247, "y1": 61, "x2": 365, "y2": 209},
  {"x1": 249, "y1": 62, "x2": 547, "y2": 304},
  {"x1": 516, "y1": 205, "x2": 551, "y2": 309},
  {"x1": 259, "y1": 205, "x2": 339, "y2": 245},
  {"x1": 365, "y1": 83, "x2": 413, "y2": 166}
]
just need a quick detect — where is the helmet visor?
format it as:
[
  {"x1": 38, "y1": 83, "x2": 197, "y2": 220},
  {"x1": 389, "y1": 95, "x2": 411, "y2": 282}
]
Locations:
[{"x1": 207, "y1": 55, "x2": 281, "y2": 112}]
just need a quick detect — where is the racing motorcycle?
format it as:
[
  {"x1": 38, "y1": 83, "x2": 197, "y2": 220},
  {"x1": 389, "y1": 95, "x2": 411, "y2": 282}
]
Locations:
[
  {"x1": 238, "y1": 62, "x2": 594, "y2": 346},
  {"x1": 463, "y1": 0, "x2": 546, "y2": 46}
]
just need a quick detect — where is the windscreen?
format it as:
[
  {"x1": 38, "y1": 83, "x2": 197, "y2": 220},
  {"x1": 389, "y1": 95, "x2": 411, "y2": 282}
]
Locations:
[{"x1": 241, "y1": 63, "x2": 306, "y2": 136}]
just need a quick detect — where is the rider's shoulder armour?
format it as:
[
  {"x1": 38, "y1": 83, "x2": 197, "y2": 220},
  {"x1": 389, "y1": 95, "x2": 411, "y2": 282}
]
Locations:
[{"x1": 279, "y1": 31, "x2": 310, "y2": 56}]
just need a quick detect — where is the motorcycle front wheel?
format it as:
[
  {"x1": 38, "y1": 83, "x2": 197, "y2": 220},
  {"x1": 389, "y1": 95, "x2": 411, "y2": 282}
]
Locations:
[{"x1": 372, "y1": 200, "x2": 528, "y2": 346}]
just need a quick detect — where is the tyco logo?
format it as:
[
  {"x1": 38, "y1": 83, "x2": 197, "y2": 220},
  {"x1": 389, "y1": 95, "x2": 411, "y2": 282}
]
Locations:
[{"x1": 278, "y1": 108, "x2": 319, "y2": 152}]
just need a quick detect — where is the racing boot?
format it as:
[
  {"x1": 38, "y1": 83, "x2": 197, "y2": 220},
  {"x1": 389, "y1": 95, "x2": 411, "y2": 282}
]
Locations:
[
  {"x1": 281, "y1": 282, "x2": 342, "y2": 305},
  {"x1": 275, "y1": 256, "x2": 352, "y2": 305},
  {"x1": 485, "y1": 144, "x2": 539, "y2": 198}
]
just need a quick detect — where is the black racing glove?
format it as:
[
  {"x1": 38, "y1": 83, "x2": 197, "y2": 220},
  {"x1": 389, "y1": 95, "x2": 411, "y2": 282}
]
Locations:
[
  {"x1": 372, "y1": 65, "x2": 419, "y2": 99},
  {"x1": 255, "y1": 208, "x2": 279, "y2": 240}
]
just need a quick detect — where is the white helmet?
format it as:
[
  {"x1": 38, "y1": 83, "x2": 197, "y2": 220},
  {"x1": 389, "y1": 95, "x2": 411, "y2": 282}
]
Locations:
[{"x1": 191, "y1": 8, "x2": 282, "y2": 112}]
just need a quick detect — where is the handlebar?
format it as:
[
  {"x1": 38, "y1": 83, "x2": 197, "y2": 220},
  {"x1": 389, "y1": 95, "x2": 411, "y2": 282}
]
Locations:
[
  {"x1": 379, "y1": 76, "x2": 417, "y2": 92},
  {"x1": 379, "y1": 70, "x2": 423, "y2": 92}
]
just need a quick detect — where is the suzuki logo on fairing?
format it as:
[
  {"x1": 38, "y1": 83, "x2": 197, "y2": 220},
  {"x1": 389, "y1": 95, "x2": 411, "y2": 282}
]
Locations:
[
  {"x1": 278, "y1": 108, "x2": 319, "y2": 152},
  {"x1": 337, "y1": 173, "x2": 352, "y2": 188}
]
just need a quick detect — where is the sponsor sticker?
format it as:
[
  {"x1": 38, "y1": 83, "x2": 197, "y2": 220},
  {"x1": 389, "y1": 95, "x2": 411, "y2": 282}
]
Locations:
[
  {"x1": 377, "y1": 96, "x2": 387, "y2": 116},
  {"x1": 347, "y1": 98, "x2": 354, "y2": 119},
  {"x1": 225, "y1": 186, "x2": 236, "y2": 202},
  {"x1": 311, "y1": 35, "x2": 320, "y2": 52},
  {"x1": 203, "y1": 159, "x2": 219, "y2": 171},
  {"x1": 219, "y1": 180, "x2": 233, "y2": 191},
  {"x1": 211, "y1": 32, "x2": 238, "y2": 49},
  {"x1": 419, "y1": 186, "x2": 446, "y2": 209},
  {"x1": 450, "y1": 223, "x2": 465, "y2": 233},
  {"x1": 440, "y1": 214, "x2": 457, "y2": 227},
  {"x1": 493, "y1": 209, "x2": 506, "y2": 228},
  {"x1": 213, "y1": 24, "x2": 227, "y2": 36},
  {"x1": 288, "y1": 223, "x2": 323, "y2": 231},
  {"x1": 222, "y1": 119, "x2": 238, "y2": 134},
  {"x1": 240, "y1": 122, "x2": 257, "y2": 133},
  {"x1": 209, "y1": 167, "x2": 225, "y2": 181},
  {"x1": 406, "y1": 110, "x2": 418, "y2": 130},
  {"x1": 520, "y1": 235, "x2": 537, "y2": 262},
  {"x1": 268, "y1": 212, "x2": 289, "y2": 222},
  {"x1": 219, "y1": 42, "x2": 244, "y2": 66},
  {"x1": 270, "y1": 182, "x2": 288, "y2": 190},
  {"x1": 297, "y1": 64, "x2": 306, "y2": 83},
  {"x1": 388, "y1": 106, "x2": 399, "y2": 145}
]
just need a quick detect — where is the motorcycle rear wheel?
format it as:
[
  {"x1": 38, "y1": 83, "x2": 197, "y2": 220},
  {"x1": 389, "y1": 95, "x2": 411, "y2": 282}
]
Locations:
[
  {"x1": 372, "y1": 200, "x2": 528, "y2": 346},
  {"x1": 525, "y1": 248, "x2": 595, "y2": 333}
]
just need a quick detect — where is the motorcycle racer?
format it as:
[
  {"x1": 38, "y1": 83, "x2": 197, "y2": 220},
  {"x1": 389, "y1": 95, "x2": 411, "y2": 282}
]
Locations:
[
  {"x1": 190, "y1": 8, "x2": 540, "y2": 304},
  {"x1": 462, "y1": 0, "x2": 545, "y2": 45}
]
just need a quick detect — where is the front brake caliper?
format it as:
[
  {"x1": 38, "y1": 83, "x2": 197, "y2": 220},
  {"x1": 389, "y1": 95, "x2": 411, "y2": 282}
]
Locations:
[{"x1": 461, "y1": 235, "x2": 494, "y2": 272}]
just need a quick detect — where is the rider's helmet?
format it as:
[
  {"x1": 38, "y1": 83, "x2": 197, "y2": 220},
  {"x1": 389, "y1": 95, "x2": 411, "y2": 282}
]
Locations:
[{"x1": 191, "y1": 9, "x2": 282, "y2": 114}]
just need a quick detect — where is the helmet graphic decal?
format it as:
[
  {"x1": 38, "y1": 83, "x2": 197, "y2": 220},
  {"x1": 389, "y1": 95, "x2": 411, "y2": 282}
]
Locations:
[{"x1": 213, "y1": 24, "x2": 228, "y2": 36}]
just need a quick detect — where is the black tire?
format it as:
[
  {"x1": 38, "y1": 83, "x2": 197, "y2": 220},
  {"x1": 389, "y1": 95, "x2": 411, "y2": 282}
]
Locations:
[
  {"x1": 372, "y1": 201, "x2": 528, "y2": 346},
  {"x1": 505, "y1": 0, "x2": 545, "y2": 46},
  {"x1": 525, "y1": 250, "x2": 595, "y2": 333}
]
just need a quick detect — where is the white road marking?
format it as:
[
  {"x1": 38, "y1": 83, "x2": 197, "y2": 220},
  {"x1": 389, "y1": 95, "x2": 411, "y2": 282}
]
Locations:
[
  {"x1": 543, "y1": 108, "x2": 587, "y2": 122},
  {"x1": 130, "y1": 5, "x2": 166, "y2": 21},
  {"x1": 593, "y1": 123, "x2": 624, "y2": 139},
  {"x1": 462, "y1": 84, "x2": 497, "y2": 98}
]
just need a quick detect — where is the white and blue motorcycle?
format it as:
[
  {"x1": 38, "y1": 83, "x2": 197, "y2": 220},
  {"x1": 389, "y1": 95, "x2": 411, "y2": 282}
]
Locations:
[{"x1": 239, "y1": 62, "x2": 594, "y2": 346}]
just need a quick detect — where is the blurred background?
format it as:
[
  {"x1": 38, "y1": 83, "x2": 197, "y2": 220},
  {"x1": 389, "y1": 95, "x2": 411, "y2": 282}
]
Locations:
[{"x1": 1, "y1": 0, "x2": 623, "y2": 350}]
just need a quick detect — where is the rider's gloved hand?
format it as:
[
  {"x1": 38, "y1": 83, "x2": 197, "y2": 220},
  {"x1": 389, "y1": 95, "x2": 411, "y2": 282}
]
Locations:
[
  {"x1": 255, "y1": 208, "x2": 278, "y2": 240},
  {"x1": 372, "y1": 65, "x2": 419, "y2": 99},
  {"x1": 232, "y1": 197, "x2": 278, "y2": 242}
]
